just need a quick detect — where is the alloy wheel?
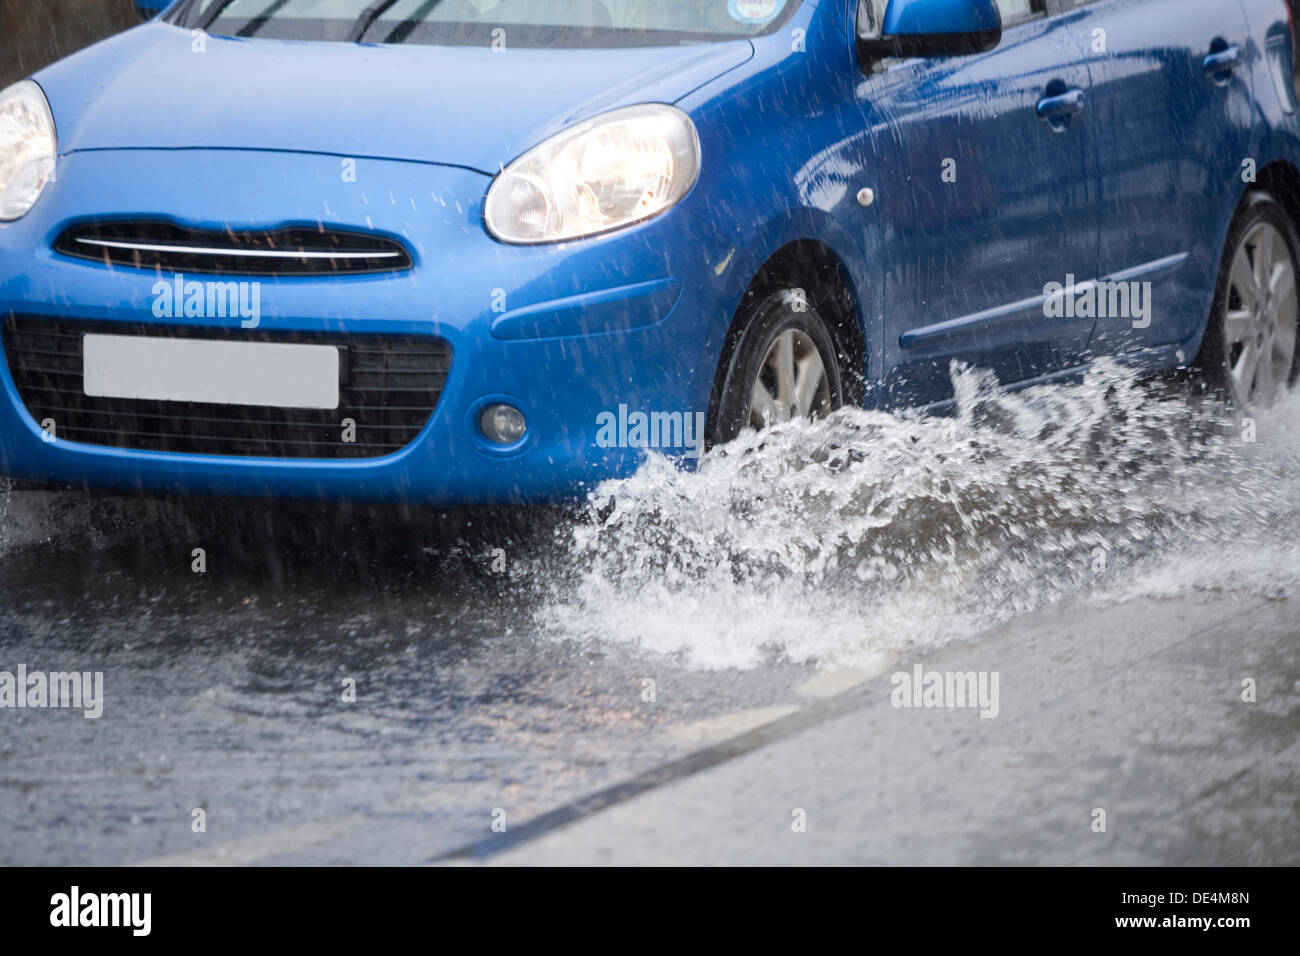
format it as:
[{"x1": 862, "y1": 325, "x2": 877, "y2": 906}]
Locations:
[
  {"x1": 745, "y1": 328, "x2": 833, "y2": 428},
  {"x1": 1222, "y1": 221, "x2": 1299, "y2": 408}
]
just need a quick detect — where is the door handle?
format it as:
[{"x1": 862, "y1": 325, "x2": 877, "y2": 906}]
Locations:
[
  {"x1": 1037, "y1": 88, "x2": 1086, "y2": 127},
  {"x1": 1203, "y1": 44, "x2": 1242, "y2": 78}
]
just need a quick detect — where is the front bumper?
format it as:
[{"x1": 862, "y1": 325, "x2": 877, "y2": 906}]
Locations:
[{"x1": 0, "y1": 148, "x2": 735, "y2": 504}]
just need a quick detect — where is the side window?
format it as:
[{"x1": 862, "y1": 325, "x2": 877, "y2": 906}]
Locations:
[
  {"x1": 996, "y1": 0, "x2": 1047, "y2": 24},
  {"x1": 996, "y1": 0, "x2": 1035, "y2": 19}
]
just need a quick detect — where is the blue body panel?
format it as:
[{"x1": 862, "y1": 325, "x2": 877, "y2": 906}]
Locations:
[
  {"x1": 1, "y1": 0, "x2": 1297, "y2": 503},
  {"x1": 1073, "y1": 0, "x2": 1255, "y2": 357},
  {"x1": 865, "y1": 9, "x2": 1099, "y2": 405}
]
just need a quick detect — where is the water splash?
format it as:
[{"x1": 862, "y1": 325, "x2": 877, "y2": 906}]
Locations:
[{"x1": 536, "y1": 362, "x2": 1300, "y2": 669}]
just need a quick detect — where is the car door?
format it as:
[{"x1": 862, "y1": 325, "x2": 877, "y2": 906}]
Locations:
[
  {"x1": 856, "y1": 0, "x2": 1102, "y2": 407},
  {"x1": 1066, "y1": 0, "x2": 1254, "y2": 357}
]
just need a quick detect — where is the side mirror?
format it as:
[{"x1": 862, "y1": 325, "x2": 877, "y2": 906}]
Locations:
[
  {"x1": 135, "y1": 0, "x2": 171, "y2": 21},
  {"x1": 859, "y1": 0, "x2": 1002, "y2": 59}
]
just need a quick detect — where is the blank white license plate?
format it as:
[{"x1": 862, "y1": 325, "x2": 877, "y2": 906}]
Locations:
[{"x1": 83, "y1": 334, "x2": 340, "y2": 410}]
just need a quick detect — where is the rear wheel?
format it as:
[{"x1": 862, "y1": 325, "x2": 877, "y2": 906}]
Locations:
[
  {"x1": 1200, "y1": 192, "x2": 1300, "y2": 409},
  {"x1": 710, "y1": 289, "x2": 844, "y2": 445}
]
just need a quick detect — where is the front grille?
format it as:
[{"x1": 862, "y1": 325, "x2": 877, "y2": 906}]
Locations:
[
  {"x1": 53, "y1": 221, "x2": 413, "y2": 276},
  {"x1": 2, "y1": 317, "x2": 450, "y2": 459}
]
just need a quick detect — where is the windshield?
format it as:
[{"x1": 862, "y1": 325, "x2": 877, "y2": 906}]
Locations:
[{"x1": 171, "y1": 0, "x2": 799, "y2": 47}]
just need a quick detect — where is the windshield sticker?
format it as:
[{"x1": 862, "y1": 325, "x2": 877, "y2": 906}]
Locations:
[{"x1": 727, "y1": 0, "x2": 785, "y2": 26}]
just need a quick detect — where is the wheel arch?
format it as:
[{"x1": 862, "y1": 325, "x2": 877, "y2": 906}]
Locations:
[
  {"x1": 1253, "y1": 158, "x2": 1300, "y2": 230},
  {"x1": 704, "y1": 238, "x2": 870, "y2": 438}
]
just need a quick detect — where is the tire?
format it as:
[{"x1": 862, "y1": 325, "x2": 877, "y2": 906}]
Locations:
[
  {"x1": 709, "y1": 289, "x2": 845, "y2": 445},
  {"x1": 1198, "y1": 191, "x2": 1300, "y2": 409}
]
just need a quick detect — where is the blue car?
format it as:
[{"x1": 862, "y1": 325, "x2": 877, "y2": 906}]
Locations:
[{"x1": 0, "y1": 0, "x2": 1297, "y2": 504}]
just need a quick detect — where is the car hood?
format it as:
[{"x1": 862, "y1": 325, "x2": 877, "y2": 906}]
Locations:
[{"x1": 34, "y1": 23, "x2": 753, "y2": 174}]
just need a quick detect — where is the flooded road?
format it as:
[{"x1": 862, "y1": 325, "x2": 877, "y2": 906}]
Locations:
[{"x1": 1, "y1": 364, "x2": 1297, "y2": 864}]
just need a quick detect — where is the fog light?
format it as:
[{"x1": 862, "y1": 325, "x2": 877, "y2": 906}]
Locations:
[{"x1": 479, "y1": 403, "x2": 527, "y2": 444}]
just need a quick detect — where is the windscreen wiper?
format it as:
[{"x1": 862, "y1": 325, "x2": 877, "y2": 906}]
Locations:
[
  {"x1": 198, "y1": 0, "x2": 241, "y2": 31},
  {"x1": 381, "y1": 0, "x2": 447, "y2": 44},
  {"x1": 238, "y1": 0, "x2": 292, "y2": 37},
  {"x1": 347, "y1": 0, "x2": 402, "y2": 42}
]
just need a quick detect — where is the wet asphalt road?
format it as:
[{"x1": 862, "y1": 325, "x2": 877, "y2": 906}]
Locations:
[
  {"x1": 0, "y1": 487, "x2": 1295, "y2": 866},
  {"x1": 0, "y1": 494, "x2": 815, "y2": 865},
  {"x1": 493, "y1": 590, "x2": 1300, "y2": 865}
]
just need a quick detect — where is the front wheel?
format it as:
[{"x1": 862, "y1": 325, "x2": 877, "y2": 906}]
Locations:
[
  {"x1": 709, "y1": 289, "x2": 845, "y2": 445},
  {"x1": 1199, "y1": 192, "x2": 1300, "y2": 409}
]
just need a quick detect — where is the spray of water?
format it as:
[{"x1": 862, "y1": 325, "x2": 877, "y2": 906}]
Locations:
[{"x1": 535, "y1": 362, "x2": 1300, "y2": 669}]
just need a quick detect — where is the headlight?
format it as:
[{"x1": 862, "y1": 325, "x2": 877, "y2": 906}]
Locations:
[
  {"x1": 0, "y1": 80, "x2": 57, "y2": 222},
  {"x1": 485, "y1": 104, "x2": 700, "y2": 244}
]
